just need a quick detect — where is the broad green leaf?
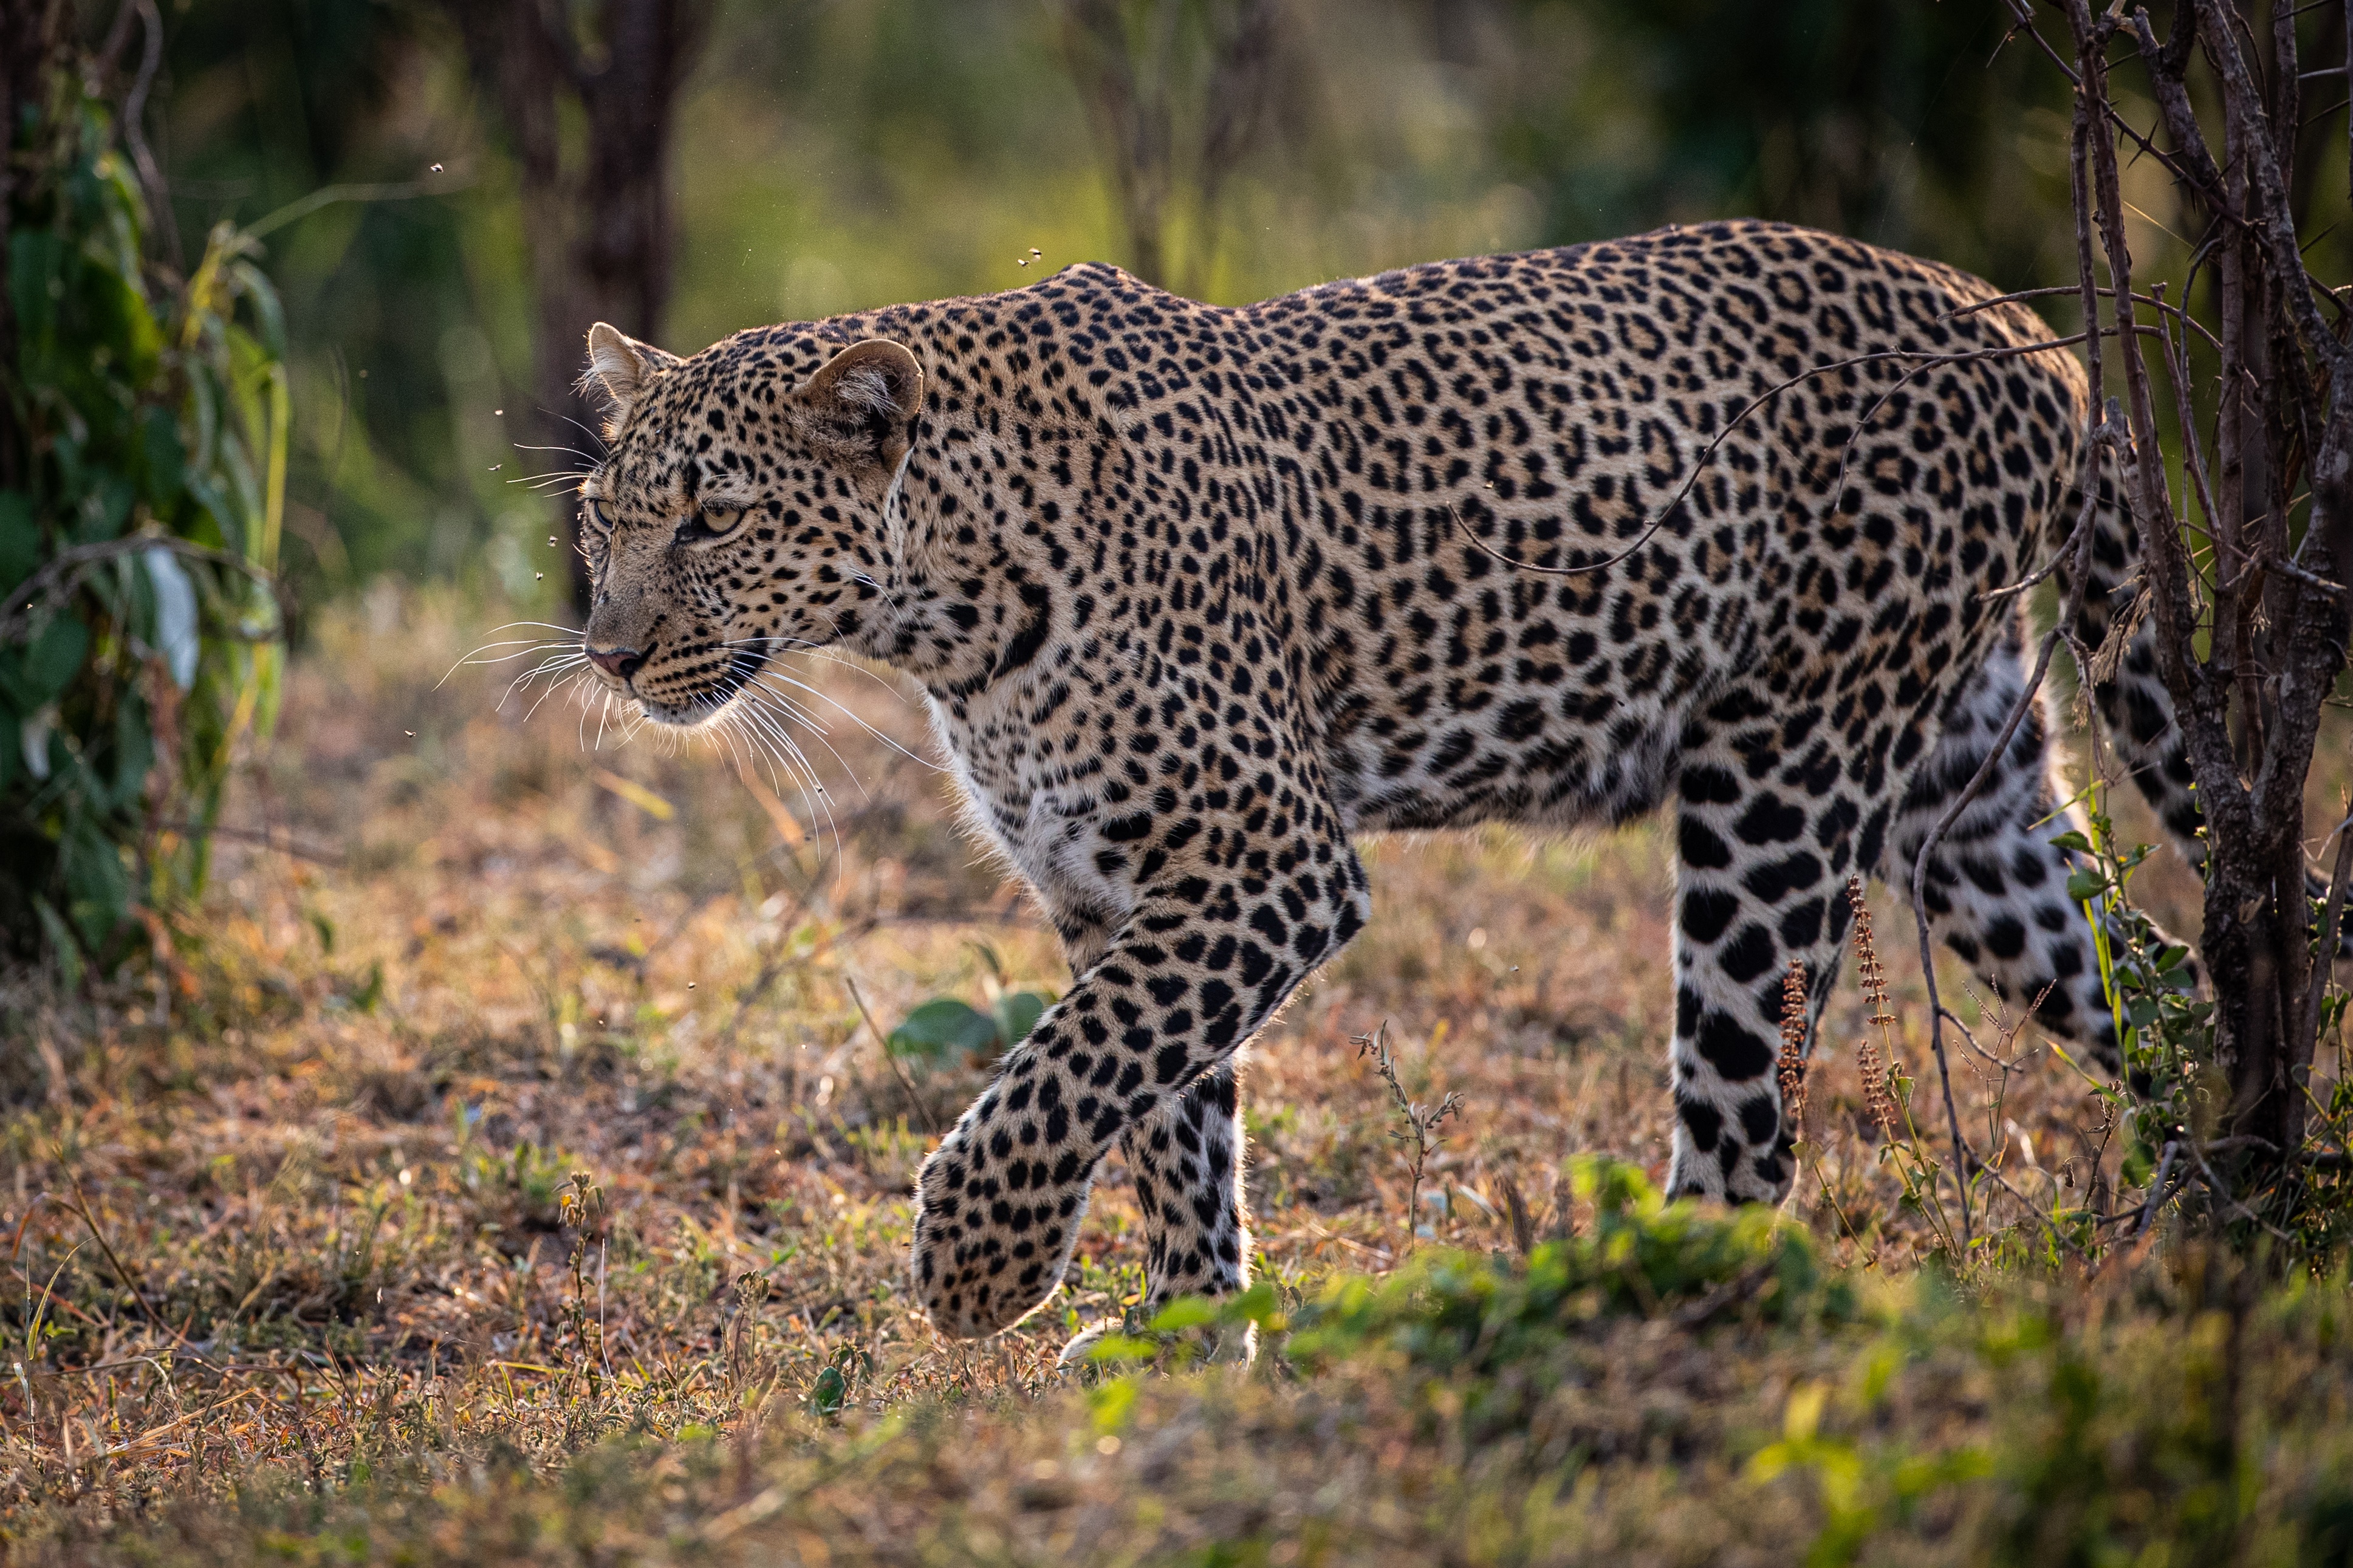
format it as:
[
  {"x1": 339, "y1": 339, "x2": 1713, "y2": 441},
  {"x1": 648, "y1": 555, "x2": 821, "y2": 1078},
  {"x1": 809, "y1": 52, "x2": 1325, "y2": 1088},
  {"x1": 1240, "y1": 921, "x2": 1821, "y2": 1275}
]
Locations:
[
  {"x1": 887, "y1": 998, "x2": 998, "y2": 1061},
  {"x1": 0, "y1": 492, "x2": 37, "y2": 592},
  {"x1": 21, "y1": 614, "x2": 90, "y2": 705},
  {"x1": 993, "y1": 989, "x2": 1047, "y2": 1049},
  {"x1": 1147, "y1": 1296, "x2": 1218, "y2": 1332},
  {"x1": 9, "y1": 230, "x2": 62, "y2": 345},
  {"x1": 139, "y1": 406, "x2": 185, "y2": 506},
  {"x1": 74, "y1": 472, "x2": 135, "y2": 545},
  {"x1": 32, "y1": 899, "x2": 84, "y2": 993},
  {"x1": 108, "y1": 686, "x2": 152, "y2": 809},
  {"x1": 60, "y1": 820, "x2": 131, "y2": 954}
]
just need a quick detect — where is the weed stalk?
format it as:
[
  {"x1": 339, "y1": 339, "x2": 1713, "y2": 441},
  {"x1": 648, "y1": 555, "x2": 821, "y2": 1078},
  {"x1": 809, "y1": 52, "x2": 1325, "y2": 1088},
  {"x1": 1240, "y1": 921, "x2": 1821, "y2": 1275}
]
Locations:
[{"x1": 1354, "y1": 1021, "x2": 1463, "y2": 1253}]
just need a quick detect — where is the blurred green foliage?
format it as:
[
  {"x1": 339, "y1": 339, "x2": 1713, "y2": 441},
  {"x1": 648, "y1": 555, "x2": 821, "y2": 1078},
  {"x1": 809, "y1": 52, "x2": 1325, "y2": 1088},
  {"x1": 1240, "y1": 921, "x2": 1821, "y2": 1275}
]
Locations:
[{"x1": 2, "y1": 67, "x2": 287, "y2": 974}]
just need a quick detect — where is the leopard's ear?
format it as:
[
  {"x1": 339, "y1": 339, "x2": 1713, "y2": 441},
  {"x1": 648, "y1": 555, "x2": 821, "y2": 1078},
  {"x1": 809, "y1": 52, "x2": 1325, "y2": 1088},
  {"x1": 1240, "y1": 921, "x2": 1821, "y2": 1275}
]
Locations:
[
  {"x1": 796, "y1": 339, "x2": 923, "y2": 473},
  {"x1": 582, "y1": 323, "x2": 679, "y2": 419}
]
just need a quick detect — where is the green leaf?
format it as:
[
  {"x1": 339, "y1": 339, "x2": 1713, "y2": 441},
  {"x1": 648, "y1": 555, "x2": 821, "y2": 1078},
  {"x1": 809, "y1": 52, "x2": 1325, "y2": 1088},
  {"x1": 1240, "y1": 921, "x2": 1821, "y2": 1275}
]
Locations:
[
  {"x1": 1148, "y1": 1296, "x2": 1218, "y2": 1332},
  {"x1": 806, "y1": 1364, "x2": 847, "y2": 1416},
  {"x1": 33, "y1": 900, "x2": 84, "y2": 993},
  {"x1": 2064, "y1": 869, "x2": 2106, "y2": 902},
  {"x1": 9, "y1": 230, "x2": 62, "y2": 346},
  {"x1": 21, "y1": 615, "x2": 90, "y2": 705},
  {"x1": 887, "y1": 998, "x2": 998, "y2": 1062},
  {"x1": 74, "y1": 473, "x2": 135, "y2": 546},
  {"x1": 138, "y1": 406, "x2": 186, "y2": 507},
  {"x1": 992, "y1": 990, "x2": 1048, "y2": 1049},
  {"x1": 59, "y1": 821, "x2": 131, "y2": 956},
  {"x1": 352, "y1": 962, "x2": 384, "y2": 1015},
  {"x1": 108, "y1": 685, "x2": 152, "y2": 809},
  {"x1": 0, "y1": 492, "x2": 38, "y2": 593},
  {"x1": 2049, "y1": 830, "x2": 2094, "y2": 854}
]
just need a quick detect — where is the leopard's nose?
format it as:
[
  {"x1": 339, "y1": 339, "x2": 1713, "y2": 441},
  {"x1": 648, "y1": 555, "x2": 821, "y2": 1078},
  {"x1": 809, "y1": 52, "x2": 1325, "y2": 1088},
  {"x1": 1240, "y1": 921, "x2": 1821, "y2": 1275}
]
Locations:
[{"x1": 586, "y1": 644, "x2": 648, "y2": 682}]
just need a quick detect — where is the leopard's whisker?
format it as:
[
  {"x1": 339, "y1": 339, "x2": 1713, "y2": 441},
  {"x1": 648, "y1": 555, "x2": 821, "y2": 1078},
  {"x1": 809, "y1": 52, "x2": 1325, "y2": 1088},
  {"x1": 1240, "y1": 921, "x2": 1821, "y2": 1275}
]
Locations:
[
  {"x1": 439, "y1": 635, "x2": 579, "y2": 690},
  {"x1": 520, "y1": 662, "x2": 592, "y2": 722},
  {"x1": 499, "y1": 650, "x2": 589, "y2": 708},
  {"x1": 732, "y1": 697, "x2": 840, "y2": 849},
  {"x1": 548, "y1": 410, "x2": 612, "y2": 458},
  {"x1": 712, "y1": 639, "x2": 935, "y2": 771},
  {"x1": 736, "y1": 685, "x2": 869, "y2": 803},
  {"x1": 750, "y1": 669, "x2": 939, "y2": 773},
  {"x1": 591, "y1": 690, "x2": 617, "y2": 753}
]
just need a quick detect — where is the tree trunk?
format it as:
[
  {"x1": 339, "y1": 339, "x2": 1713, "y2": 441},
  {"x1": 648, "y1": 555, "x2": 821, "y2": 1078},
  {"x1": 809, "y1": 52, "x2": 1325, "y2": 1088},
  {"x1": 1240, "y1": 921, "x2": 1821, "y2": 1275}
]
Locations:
[
  {"x1": 2061, "y1": 0, "x2": 2353, "y2": 1227},
  {"x1": 447, "y1": 0, "x2": 713, "y2": 615}
]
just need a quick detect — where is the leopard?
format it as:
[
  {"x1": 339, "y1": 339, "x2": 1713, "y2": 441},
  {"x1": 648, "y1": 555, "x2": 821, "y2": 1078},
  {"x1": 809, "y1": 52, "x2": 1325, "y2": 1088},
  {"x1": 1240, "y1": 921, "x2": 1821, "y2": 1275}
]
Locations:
[{"x1": 570, "y1": 219, "x2": 2221, "y2": 1349}]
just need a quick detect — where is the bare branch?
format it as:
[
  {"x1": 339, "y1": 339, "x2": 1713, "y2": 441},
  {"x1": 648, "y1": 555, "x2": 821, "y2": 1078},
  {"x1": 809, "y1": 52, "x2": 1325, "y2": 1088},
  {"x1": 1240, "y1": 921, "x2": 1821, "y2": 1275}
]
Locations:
[{"x1": 2198, "y1": 1, "x2": 2352, "y2": 378}]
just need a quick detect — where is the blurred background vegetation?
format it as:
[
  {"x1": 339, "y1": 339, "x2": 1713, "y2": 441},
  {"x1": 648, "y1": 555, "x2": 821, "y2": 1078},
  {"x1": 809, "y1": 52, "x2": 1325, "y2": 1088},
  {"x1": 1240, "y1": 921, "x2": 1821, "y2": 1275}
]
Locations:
[{"x1": 138, "y1": 0, "x2": 2168, "y2": 619}]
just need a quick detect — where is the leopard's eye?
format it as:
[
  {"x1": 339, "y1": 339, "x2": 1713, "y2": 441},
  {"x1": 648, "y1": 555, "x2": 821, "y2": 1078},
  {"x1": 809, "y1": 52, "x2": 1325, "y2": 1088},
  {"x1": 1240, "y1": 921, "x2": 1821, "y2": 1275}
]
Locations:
[{"x1": 675, "y1": 507, "x2": 745, "y2": 545}]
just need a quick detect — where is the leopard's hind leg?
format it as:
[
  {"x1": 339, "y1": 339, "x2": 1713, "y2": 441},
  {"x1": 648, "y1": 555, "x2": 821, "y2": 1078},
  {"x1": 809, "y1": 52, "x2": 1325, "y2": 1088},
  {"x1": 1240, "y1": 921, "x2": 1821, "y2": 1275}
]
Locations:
[{"x1": 1885, "y1": 625, "x2": 2194, "y2": 1073}]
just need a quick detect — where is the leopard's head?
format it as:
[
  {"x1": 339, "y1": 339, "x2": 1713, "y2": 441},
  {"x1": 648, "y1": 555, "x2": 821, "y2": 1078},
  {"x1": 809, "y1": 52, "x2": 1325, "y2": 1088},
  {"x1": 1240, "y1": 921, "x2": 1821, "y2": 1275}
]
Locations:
[{"x1": 574, "y1": 322, "x2": 922, "y2": 725}]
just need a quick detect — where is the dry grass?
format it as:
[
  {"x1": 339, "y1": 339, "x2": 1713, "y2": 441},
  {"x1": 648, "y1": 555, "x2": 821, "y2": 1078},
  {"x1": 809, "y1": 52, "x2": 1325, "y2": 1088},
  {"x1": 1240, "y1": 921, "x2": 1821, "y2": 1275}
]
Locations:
[{"x1": 1, "y1": 584, "x2": 2348, "y2": 1564}]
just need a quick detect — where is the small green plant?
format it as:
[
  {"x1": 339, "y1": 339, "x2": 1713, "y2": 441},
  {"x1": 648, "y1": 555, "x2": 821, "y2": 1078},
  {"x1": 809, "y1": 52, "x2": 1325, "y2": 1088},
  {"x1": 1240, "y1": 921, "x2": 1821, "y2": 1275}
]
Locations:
[
  {"x1": 1747, "y1": 1374, "x2": 1993, "y2": 1568},
  {"x1": 2053, "y1": 791, "x2": 2214, "y2": 1210},
  {"x1": 2, "y1": 53, "x2": 289, "y2": 975},
  {"x1": 885, "y1": 987, "x2": 1050, "y2": 1066},
  {"x1": 2048, "y1": 786, "x2": 2353, "y2": 1262},
  {"x1": 1285, "y1": 1157, "x2": 1856, "y2": 1377}
]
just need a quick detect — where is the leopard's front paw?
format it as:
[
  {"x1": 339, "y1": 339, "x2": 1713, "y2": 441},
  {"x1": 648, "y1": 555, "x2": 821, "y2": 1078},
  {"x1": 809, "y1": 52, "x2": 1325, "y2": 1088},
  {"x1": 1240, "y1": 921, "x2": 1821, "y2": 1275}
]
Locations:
[{"x1": 910, "y1": 1126, "x2": 1094, "y2": 1337}]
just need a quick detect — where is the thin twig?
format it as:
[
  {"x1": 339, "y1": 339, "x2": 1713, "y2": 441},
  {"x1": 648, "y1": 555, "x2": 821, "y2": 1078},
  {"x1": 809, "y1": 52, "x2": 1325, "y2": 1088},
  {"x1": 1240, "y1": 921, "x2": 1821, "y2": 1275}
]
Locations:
[
  {"x1": 1976, "y1": 1163, "x2": 2094, "y2": 1264},
  {"x1": 2134, "y1": 1139, "x2": 2181, "y2": 1238},
  {"x1": 843, "y1": 974, "x2": 939, "y2": 1137},
  {"x1": 60, "y1": 1186, "x2": 171, "y2": 1340},
  {"x1": 2311, "y1": 798, "x2": 2353, "y2": 1036},
  {"x1": 0, "y1": 536, "x2": 286, "y2": 644},
  {"x1": 153, "y1": 820, "x2": 343, "y2": 866}
]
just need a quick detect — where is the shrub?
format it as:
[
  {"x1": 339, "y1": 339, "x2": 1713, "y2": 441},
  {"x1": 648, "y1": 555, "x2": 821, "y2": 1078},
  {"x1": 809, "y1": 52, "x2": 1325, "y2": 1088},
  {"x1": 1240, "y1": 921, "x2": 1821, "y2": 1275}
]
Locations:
[
  {"x1": 1284, "y1": 1157, "x2": 1857, "y2": 1380},
  {"x1": 1, "y1": 53, "x2": 288, "y2": 976}
]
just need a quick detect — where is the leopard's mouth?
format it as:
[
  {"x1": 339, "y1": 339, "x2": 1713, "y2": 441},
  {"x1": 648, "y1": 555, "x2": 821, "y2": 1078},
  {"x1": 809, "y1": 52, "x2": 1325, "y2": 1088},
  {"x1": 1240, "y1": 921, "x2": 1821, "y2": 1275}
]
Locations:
[{"x1": 626, "y1": 646, "x2": 769, "y2": 728}]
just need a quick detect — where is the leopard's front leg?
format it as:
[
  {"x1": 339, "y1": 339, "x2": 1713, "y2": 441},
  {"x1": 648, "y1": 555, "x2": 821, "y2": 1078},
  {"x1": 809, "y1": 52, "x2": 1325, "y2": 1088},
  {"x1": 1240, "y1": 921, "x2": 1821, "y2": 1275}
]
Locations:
[{"x1": 913, "y1": 849, "x2": 1369, "y2": 1338}]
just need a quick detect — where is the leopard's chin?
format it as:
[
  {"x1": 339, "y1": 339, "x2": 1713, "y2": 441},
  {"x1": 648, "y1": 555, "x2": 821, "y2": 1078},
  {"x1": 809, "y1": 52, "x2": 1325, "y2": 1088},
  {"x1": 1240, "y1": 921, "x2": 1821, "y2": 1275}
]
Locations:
[{"x1": 632, "y1": 687, "x2": 742, "y2": 728}]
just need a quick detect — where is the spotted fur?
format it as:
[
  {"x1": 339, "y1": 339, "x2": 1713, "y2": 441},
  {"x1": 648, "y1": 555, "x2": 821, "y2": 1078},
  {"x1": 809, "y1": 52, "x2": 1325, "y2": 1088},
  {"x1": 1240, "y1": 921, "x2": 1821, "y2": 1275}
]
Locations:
[{"x1": 575, "y1": 221, "x2": 2203, "y2": 1341}]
